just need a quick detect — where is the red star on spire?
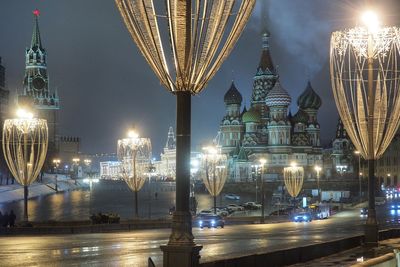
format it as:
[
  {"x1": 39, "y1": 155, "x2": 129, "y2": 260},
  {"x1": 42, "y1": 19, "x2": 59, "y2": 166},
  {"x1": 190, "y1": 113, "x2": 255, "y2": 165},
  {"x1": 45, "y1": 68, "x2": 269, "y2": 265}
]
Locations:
[{"x1": 33, "y1": 9, "x2": 40, "y2": 16}]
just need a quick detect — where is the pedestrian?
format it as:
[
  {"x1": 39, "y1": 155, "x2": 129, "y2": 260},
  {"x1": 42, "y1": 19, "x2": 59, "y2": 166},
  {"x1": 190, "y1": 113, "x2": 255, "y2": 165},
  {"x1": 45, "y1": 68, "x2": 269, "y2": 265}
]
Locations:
[
  {"x1": 155, "y1": 192, "x2": 158, "y2": 200},
  {"x1": 9, "y1": 210, "x2": 16, "y2": 227},
  {"x1": 2, "y1": 212, "x2": 9, "y2": 227}
]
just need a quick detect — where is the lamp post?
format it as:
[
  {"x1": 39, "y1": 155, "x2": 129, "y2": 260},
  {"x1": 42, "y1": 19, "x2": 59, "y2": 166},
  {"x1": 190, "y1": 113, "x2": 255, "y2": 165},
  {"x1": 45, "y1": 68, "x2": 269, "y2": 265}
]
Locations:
[
  {"x1": 259, "y1": 158, "x2": 266, "y2": 223},
  {"x1": 355, "y1": 151, "x2": 362, "y2": 198},
  {"x1": 2, "y1": 108, "x2": 48, "y2": 222},
  {"x1": 251, "y1": 164, "x2": 260, "y2": 202},
  {"x1": 72, "y1": 157, "x2": 80, "y2": 184},
  {"x1": 115, "y1": 1, "x2": 255, "y2": 265},
  {"x1": 117, "y1": 129, "x2": 152, "y2": 219},
  {"x1": 330, "y1": 10, "x2": 400, "y2": 245},
  {"x1": 314, "y1": 165, "x2": 322, "y2": 202},
  {"x1": 387, "y1": 174, "x2": 391, "y2": 188},
  {"x1": 52, "y1": 159, "x2": 61, "y2": 192},
  {"x1": 200, "y1": 146, "x2": 227, "y2": 215}
]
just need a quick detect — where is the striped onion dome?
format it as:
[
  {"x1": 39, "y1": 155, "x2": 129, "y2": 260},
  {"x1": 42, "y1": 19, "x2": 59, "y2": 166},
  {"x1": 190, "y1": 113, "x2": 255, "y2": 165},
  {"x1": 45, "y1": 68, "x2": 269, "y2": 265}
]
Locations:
[
  {"x1": 265, "y1": 80, "x2": 291, "y2": 107},
  {"x1": 297, "y1": 81, "x2": 322, "y2": 110},
  {"x1": 292, "y1": 109, "x2": 309, "y2": 124},
  {"x1": 242, "y1": 107, "x2": 261, "y2": 123}
]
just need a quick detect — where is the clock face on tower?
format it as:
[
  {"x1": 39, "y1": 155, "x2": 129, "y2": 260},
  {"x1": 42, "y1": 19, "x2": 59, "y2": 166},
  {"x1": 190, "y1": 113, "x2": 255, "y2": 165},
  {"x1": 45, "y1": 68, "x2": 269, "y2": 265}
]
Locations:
[{"x1": 32, "y1": 77, "x2": 45, "y2": 90}]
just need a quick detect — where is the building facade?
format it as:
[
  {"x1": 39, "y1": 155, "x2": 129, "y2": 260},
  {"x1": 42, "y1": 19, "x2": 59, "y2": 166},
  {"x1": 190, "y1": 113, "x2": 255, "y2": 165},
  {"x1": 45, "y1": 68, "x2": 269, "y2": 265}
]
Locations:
[
  {"x1": 0, "y1": 57, "x2": 10, "y2": 177},
  {"x1": 219, "y1": 31, "x2": 323, "y2": 182}
]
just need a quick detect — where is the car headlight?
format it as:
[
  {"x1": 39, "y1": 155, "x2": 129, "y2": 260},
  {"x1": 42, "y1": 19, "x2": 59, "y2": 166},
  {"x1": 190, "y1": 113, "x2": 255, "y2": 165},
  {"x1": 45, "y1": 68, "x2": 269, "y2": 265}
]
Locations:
[
  {"x1": 199, "y1": 221, "x2": 203, "y2": 225},
  {"x1": 303, "y1": 216, "x2": 308, "y2": 220},
  {"x1": 392, "y1": 205, "x2": 395, "y2": 209},
  {"x1": 211, "y1": 220, "x2": 215, "y2": 225},
  {"x1": 294, "y1": 216, "x2": 299, "y2": 219}
]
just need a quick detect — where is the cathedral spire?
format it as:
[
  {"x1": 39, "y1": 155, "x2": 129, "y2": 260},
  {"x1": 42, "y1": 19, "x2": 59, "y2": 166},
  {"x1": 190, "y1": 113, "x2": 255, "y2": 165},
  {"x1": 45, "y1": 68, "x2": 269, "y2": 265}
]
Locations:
[
  {"x1": 165, "y1": 126, "x2": 176, "y2": 149},
  {"x1": 31, "y1": 10, "x2": 43, "y2": 50}
]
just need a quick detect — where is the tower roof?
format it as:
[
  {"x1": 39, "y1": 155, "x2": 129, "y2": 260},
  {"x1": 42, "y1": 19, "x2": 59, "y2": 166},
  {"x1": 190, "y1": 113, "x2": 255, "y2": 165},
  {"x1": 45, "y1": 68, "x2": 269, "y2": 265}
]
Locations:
[
  {"x1": 292, "y1": 109, "x2": 309, "y2": 124},
  {"x1": 257, "y1": 31, "x2": 275, "y2": 75},
  {"x1": 165, "y1": 126, "x2": 176, "y2": 149},
  {"x1": 242, "y1": 107, "x2": 261, "y2": 123},
  {"x1": 297, "y1": 81, "x2": 322, "y2": 110},
  {"x1": 336, "y1": 118, "x2": 348, "y2": 139},
  {"x1": 265, "y1": 80, "x2": 291, "y2": 107},
  {"x1": 30, "y1": 10, "x2": 43, "y2": 51},
  {"x1": 224, "y1": 81, "x2": 242, "y2": 105},
  {"x1": 237, "y1": 146, "x2": 248, "y2": 161}
]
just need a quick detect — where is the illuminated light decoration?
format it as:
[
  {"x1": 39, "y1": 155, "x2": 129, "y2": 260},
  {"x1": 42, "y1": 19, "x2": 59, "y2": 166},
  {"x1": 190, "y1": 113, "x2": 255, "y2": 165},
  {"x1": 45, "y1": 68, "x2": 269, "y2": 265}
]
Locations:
[
  {"x1": 33, "y1": 9, "x2": 40, "y2": 16},
  {"x1": 2, "y1": 113, "x2": 48, "y2": 221},
  {"x1": 283, "y1": 166, "x2": 304, "y2": 198},
  {"x1": 117, "y1": 132, "x2": 152, "y2": 218},
  {"x1": 330, "y1": 10, "x2": 400, "y2": 245},
  {"x1": 115, "y1": 0, "x2": 255, "y2": 261},
  {"x1": 330, "y1": 24, "x2": 400, "y2": 160},
  {"x1": 200, "y1": 146, "x2": 228, "y2": 214}
]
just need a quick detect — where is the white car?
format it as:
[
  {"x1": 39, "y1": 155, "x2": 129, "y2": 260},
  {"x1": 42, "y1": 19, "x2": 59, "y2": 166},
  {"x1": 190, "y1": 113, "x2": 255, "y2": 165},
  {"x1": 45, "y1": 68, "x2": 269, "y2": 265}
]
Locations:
[
  {"x1": 198, "y1": 209, "x2": 213, "y2": 216},
  {"x1": 227, "y1": 204, "x2": 244, "y2": 212},
  {"x1": 243, "y1": 202, "x2": 262, "y2": 210},
  {"x1": 225, "y1": 193, "x2": 240, "y2": 200}
]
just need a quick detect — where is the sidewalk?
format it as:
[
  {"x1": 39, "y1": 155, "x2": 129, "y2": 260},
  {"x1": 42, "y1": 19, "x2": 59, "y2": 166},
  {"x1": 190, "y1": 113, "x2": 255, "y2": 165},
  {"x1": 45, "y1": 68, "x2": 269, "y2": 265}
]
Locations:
[
  {"x1": 0, "y1": 174, "x2": 84, "y2": 204},
  {"x1": 289, "y1": 238, "x2": 400, "y2": 266}
]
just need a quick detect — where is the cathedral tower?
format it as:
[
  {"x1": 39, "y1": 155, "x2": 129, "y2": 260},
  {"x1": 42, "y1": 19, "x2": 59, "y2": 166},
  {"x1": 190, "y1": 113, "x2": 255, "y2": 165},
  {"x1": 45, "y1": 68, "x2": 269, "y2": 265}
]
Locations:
[
  {"x1": 19, "y1": 10, "x2": 60, "y2": 165},
  {"x1": 251, "y1": 31, "x2": 278, "y2": 121},
  {"x1": 220, "y1": 82, "x2": 244, "y2": 153}
]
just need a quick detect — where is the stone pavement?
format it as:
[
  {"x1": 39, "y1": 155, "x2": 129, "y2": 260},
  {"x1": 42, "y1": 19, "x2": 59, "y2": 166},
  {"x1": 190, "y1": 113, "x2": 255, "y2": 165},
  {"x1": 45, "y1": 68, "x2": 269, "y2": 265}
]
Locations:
[{"x1": 289, "y1": 238, "x2": 400, "y2": 266}]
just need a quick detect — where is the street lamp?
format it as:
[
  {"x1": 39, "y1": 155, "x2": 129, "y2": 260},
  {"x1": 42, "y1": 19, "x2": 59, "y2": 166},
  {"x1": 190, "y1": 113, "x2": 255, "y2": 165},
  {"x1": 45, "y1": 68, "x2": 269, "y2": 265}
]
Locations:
[
  {"x1": 330, "y1": 10, "x2": 400, "y2": 245},
  {"x1": 251, "y1": 164, "x2": 260, "y2": 202},
  {"x1": 72, "y1": 157, "x2": 80, "y2": 183},
  {"x1": 2, "y1": 108, "x2": 48, "y2": 222},
  {"x1": 387, "y1": 173, "x2": 391, "y2": 188},
  {"x1": 355, "y1": 151, "x2": 362, "y2": 198},
  {"x1": 284, "y1": 162, "x2": 304, "y2": 205},
  {"x1": 259, "y1": 158, "x2": 266, "y2": 223},
  {"x1": 314, "y1": 165, "x2": 322, "y2": 202},
  {"x1": 115, "y1": 1, "x2": 255, "y2": 264},
  {"x1": 117, "y1": 129, "x2": 152, "y2": 219},
  {"x1": 200, "y1": 146, "x2": 227, "y2": 215},
  {"x1": 83, "y1": 158, "x2": 97, "y2": 214},
  {"x1": 52, "y1": 159, "x2": 61, "y2": 192}
]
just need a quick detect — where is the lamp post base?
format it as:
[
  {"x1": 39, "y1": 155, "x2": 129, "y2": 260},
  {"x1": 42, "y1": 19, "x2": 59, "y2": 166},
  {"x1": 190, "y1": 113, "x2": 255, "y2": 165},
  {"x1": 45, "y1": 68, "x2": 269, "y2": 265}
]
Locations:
[
  {"x1": 364, "y1": 212, "x2": 378, "y2": 246},
  {"x1": 161, "y1": 244, "x2": 202, "y2": 267}
]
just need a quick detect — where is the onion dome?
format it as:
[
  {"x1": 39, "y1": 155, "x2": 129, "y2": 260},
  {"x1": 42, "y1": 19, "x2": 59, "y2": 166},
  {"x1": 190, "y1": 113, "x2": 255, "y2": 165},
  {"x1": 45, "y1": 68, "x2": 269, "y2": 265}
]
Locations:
[
  {"x1": 224, "y1": 81, "x2": 242, "y2": 105},
  {"x1": 265, "y1": 80, "x2": 291, "y2": 107},
  {"x1": 242, "y1": 107, "x2": 261, "y2": 123},
  {"x1": 297, "y1": 81, "x2": 322, "y2": 110},
  {"x1": 292, "y1": 109, "x2": 309, "y2": 124}
]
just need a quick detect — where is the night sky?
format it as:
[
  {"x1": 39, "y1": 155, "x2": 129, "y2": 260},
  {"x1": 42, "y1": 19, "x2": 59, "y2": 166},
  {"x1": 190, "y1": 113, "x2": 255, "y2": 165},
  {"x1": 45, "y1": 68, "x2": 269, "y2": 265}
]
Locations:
[{"x1": 0, "y1": 1, "x2": 399, "y2": 158}]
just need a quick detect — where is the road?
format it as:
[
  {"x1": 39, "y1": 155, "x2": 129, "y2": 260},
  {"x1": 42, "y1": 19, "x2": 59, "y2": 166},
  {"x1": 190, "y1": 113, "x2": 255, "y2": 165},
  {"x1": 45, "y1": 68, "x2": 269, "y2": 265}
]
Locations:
[{"x1": 0, "y1": 209, "x2": 380, "y2": 267}]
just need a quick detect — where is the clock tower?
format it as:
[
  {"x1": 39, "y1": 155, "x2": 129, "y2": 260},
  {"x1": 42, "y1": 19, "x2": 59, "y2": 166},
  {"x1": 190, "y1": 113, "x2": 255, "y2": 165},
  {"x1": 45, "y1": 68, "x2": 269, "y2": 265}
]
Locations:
[{"x1": 19, "y1": 10, "x2": 60, "y2": 166}]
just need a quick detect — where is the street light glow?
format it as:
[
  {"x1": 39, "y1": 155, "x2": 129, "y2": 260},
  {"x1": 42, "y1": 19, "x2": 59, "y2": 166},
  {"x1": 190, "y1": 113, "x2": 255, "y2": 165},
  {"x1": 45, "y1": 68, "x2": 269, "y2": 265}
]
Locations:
[
  {"x1": 361, "y1": 10, "x2": 380, "y2": 33},
  {"x1": 16, "y1": 108, "x2": 34, "y2": 119},
  {"x1": 314, "y1": 165, "x2": 322, "y2": 172},
  {"x1": 259, "y1": 158, "x2": 266, "y2": 165},
  {"x1": 290, "y1": 162, "x2": 297, "y2": 168},
  {"x1": 128, "y1": 130, "x2": 139, "y2": 139}
]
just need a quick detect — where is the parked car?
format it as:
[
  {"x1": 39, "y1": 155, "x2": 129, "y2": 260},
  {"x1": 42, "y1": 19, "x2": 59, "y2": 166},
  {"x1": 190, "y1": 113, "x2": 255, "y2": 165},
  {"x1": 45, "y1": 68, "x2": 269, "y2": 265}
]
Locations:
[
  {"x1": 227, "y1": 204, "x2": 245, "y2": 212},
  {"x1": 198, "y1": 214, "x2": 225, "y2": 229},
  {"x1": 215, "y1": 208, "x2": 229, "y2": 217},
  {"x1": 243, "y1": 202, "x2": 262, "y2": 210},
  {"x1": 225, "y1": 193, "x2": 240, "y2": 200},
  {"x1": 293, "y1": 212, "x2": 312, "y2": 222}
]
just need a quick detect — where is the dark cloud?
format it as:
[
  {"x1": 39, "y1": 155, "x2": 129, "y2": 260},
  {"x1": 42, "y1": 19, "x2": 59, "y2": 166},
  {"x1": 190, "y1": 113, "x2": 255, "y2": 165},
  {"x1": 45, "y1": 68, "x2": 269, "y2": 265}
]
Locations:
[{"x1": 0, "y1": 0, "x2": 399, "y2": 157}]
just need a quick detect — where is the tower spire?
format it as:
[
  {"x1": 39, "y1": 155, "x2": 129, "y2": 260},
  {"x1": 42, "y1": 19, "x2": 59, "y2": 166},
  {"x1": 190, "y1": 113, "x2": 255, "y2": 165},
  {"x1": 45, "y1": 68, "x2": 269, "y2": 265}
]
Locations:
[{"x1": 31, "y1": 9, "x2": 43, "y2": 50}]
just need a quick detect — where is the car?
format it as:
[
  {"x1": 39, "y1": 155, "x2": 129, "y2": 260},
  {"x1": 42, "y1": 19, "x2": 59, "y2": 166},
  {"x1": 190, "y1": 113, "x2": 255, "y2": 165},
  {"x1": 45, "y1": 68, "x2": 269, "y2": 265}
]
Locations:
[
  {"x1": 198, "y1": 209, "x2": 213, "y2": 216},
  {"x1": 198, "y1": 214, "x2": 225, "y2": 229},
  {"x1": 226, "y1": 204, "x2": 244, "y2": 212},
  {"x1": 293, "y1": 212, "x2": 312, "y2": 222},
  {"x1": 225, "y1": 193, "x2": 240, "y2": 200},
  {"x1": 243, "y1": 202, "x2": 262, "y2": 210},
  {"x1": 360, "y1": 207, "x2": 368, "y2": 216},
  {"x1": 215, "y1": 208, "x2": 229, "y2": 217}
]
